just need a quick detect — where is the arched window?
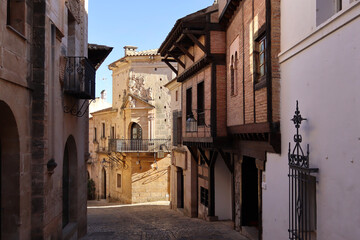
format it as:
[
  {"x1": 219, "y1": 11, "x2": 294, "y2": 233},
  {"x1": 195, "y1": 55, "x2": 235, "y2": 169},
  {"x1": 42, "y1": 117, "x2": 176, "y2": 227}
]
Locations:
[
  {"x1": 234, "y1": 51, "x2": 238, "y2": 95},
  {"x1": 230, "y1": 55, "x2": 235, "y2": 96}
]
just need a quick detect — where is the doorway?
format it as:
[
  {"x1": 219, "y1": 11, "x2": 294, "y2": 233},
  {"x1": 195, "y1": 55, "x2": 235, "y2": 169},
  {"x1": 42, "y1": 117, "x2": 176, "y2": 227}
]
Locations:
[
  {"x1": 130, "y1": 122, "x2": 143, "y2": 150},
  {"x1": 242, "y1": 156, "x2": 258, "y2": 227},
  {"x1": 0, "y1": 101, "x2": 20, "y2": 239},
  {"x1": 176, "y1": 168, "x2": 184, "y2": 208},
  {"x1": 102, "y1": 167, "x2": 106, "y2": 199},
  {"x1": 62, "y1": 135, "x2": 78, "y2": 229}
]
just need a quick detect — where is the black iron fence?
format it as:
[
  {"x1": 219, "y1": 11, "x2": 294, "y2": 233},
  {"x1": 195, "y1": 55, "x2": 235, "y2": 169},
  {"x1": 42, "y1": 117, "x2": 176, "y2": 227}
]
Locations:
[
  {"x1": 288, "y1": 101, "x2": 318, "y2": 240},
  {"x1": 108, "y1": 139, "x2": 171, "y2": 153},
  {"x1": 64, "y1": 57, "x2": 95, "y2": 99}
]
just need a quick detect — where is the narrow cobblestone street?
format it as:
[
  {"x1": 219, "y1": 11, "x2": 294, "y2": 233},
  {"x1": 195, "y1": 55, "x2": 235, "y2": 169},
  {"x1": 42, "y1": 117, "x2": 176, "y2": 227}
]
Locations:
[{"x1": 82, "y1": 201, "x2": 249, "y2": 240}]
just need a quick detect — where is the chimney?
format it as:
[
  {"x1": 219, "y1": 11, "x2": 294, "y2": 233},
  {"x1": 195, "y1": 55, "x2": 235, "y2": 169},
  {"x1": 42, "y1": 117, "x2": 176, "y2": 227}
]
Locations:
[
  {"x1": 100, "y1": 90, "x2": 106, "y2": 100},
  {"x1": 124, "y1": 46, "x2": 138, "y2": 56}
]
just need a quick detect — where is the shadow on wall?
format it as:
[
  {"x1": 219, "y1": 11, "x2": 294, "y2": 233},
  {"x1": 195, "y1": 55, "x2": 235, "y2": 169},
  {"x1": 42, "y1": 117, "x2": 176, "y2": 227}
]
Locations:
[{"x1": 132, "y1": 168, "x2": 168, "y2": 185}]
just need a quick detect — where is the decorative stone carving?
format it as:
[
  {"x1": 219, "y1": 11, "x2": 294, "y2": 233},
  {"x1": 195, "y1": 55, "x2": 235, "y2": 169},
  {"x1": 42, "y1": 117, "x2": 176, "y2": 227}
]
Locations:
[{"x1": 129, "y1": 75, "x2": 152, "y2": 101}]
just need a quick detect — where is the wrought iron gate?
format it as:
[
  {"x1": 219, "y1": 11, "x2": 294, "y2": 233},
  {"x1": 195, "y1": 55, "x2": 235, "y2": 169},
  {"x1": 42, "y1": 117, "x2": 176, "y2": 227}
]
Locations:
[{"x1": 288, "y1": 101, "x2": 318, "y2": 240}]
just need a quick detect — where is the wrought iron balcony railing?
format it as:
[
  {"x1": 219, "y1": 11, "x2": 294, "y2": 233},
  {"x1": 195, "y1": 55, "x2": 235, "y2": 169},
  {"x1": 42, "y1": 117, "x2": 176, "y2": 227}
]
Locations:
[
  {"x1": 64, "y1": 57, "x2": 96, "y2": 99},
  {"x1": 108, "y1": 139, "x2": 171, "y2": 153}
]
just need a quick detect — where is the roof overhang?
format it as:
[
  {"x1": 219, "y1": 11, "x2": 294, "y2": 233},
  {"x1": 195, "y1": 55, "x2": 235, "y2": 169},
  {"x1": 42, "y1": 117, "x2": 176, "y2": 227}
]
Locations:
[{"x1": 88, "y1": 44, "x2": 113, "y2": 70}]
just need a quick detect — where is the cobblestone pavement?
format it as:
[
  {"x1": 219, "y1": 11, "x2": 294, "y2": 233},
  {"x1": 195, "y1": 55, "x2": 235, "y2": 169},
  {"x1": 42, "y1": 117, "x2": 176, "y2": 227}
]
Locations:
[{"x1": 82, "y1": 200, "x2": 249, "y2": 240}]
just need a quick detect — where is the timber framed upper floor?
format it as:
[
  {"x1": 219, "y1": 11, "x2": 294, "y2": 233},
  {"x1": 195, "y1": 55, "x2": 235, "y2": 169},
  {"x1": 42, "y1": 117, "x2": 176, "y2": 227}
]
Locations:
[
  {"x1": 159, "y1": 4, "x2": 227, "y2": 148},
  {"x1": 218, "y1": 0, "x2": 281, "y2": 153}
]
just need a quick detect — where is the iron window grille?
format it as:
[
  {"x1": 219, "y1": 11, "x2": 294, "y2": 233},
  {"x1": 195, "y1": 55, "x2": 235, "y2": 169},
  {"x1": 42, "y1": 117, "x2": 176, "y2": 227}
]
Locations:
[
  {"x1": 200, "y1": 187, "x2": 209, "y2": 207},
  {"x1": 288, "y1": 101, "x2": 318, "y2": 240},
  {"x1": 64, "y1": 57, "x2": 96, "y2": 99}
]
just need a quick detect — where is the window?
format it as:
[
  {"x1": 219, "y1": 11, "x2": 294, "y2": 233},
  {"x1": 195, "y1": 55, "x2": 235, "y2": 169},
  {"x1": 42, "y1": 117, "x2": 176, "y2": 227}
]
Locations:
[
  {"x1": 256, "y1": 35, "x2": 266, "y2": 82},
  {"x1": 175, "y1": 90, "x2": 178, "y2": 102},
  {"x1": 186, "y1": 88, "x2": 192, "y2": 118},
  {"x1": 316, "y1": 0, "x2": 342, "y2": 26},
  {"x1": 94, "y1": 127, "x2": 97, "y2": 141},
  {"x1": 200, "y1": 187, "x2": 209, "y2": 207},
  {"x1": 197, "y1": 82, "x2": 205, "y2": 126},
  {"x1": 110, "y1": 126, "x2": 115, "y2": 139},
  {"x1": 7, "y1": 0, "x2": 26, "y2": 36},
  {"x1": 102, "y1": 123, "x2": 105, "y2": 138},
  {"x1": 172, "y1": 111, "x2": 183, "y2": 146},
  {"x1": 117, "y1": 174, "x2": 121, "y2": 188},
  {"x1": 230, "y1": 56, "x2": 235, "y2": 95}
]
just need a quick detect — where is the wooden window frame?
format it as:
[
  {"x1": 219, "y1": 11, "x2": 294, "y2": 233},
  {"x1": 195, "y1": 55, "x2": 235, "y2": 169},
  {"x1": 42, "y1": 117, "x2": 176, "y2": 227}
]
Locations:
[{"x1": 254, "y1": 34, "x2": 267, "y2": 90}]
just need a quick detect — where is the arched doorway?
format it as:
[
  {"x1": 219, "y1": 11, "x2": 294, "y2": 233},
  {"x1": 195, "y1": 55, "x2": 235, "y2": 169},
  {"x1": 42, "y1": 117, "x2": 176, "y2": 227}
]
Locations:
[
  {"x1": 130, "y1": 122, "x2": 143, "y2": 150},
  {"x1": 101, "y1": 167, "x2": 106, "y2": 199},
  {"x1": 0, "y1": 101, "x2": 20, "y2": 239},
  {"x1": 130, "y1": 122, "x2": 142, "y2": 140},
  {"x1": 63, "y1": 135, "x2": 78, "y2": 228}
]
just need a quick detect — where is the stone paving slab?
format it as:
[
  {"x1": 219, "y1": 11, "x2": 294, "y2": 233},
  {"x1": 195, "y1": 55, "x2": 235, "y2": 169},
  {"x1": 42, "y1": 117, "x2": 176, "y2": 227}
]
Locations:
[{"x1": 82, "y1": 200, "x2": 249, "y2": 240}]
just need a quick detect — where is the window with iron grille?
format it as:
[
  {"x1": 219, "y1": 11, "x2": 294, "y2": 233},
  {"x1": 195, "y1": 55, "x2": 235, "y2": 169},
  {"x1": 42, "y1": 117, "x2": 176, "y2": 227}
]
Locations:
[{"x1": 200, "y1": 187, "x2": 208, "y2": 207}]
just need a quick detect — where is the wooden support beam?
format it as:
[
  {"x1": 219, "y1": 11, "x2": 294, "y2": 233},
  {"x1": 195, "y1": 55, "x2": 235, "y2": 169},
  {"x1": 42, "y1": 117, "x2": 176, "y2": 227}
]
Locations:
[
  {"x1": 183, "y1": 29, "x2": 207, "y2": 35},
  {"x1": 209, "y1": 150, "x2": 218, "y2": 168},
  {"x1": 186, "y1": 33, "x2": 206, "y2": 54},
  {"x1": 218, "y1": 148, "x2": 233, "y2": 173},
  {"x1": 186, "y1": 145, "x2": 198, "y2": 163},
  {"x1": 198, "y1": 147, "x2": 210, "y2": 166},
  {"x1": 170, "y1": 54, "x2": 186, "y2": 69},
  {"x1": 175, "y1": 43, "x2": 194, "y2": 62},
  {"x1": 163, "y1": 59, "x2": 178, "y2": 75}
]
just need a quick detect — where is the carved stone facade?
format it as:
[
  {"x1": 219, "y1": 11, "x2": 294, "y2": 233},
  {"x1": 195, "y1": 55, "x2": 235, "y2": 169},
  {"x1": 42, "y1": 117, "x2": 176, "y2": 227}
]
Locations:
[{"x1": 88, "y1": 47, "x2": 176, "y2": 204}]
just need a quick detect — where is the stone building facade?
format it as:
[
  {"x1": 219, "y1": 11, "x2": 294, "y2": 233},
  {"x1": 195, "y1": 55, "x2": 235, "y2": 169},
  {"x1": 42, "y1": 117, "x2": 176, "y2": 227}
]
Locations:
[
  {"x1": 88, "y1": 47, "x2": 175, "y2": 204},
  {"x1": 0, "y1": 0, "x2": 109, "y2": 239}
]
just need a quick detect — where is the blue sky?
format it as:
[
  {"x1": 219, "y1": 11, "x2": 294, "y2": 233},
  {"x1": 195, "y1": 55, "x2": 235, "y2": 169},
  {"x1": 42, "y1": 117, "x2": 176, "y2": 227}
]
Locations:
[{"x1": 88, "y1": 0, "x2": 214, "y2": 103}]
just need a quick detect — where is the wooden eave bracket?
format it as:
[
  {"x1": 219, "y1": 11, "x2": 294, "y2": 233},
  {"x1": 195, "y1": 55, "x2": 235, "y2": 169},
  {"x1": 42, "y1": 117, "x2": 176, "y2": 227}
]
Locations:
[
  {"x1": 185, "y1": 33, "x2": 206, "y2": 54},
  {"x1": 218, "y1": 148, "x2": 233, "y2": 173},
  {"x1": 170, "y1": 54, "x2": 186, "y2": 69},
  {"x1": 175, "y1": 43, "x2": 194, "y2": 62},
  {"x1": 187, "y1": 146, "x2": 198, "y2": 163},
  {"x1": 209, "y1": 150, "x2": 218, "y2": 168},
  {"x1": 163, "y1": 58, "x2": 178, "y2": 75}
]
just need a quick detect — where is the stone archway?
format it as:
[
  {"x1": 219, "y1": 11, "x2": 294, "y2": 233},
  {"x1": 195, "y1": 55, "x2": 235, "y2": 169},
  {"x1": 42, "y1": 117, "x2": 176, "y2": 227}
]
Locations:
[
  {"x1": 63, "y1": 135, "x2": 78, "y2": 229},
  {"x1": 0, "y1": 101, "x2": 20, "y2": 239}
]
